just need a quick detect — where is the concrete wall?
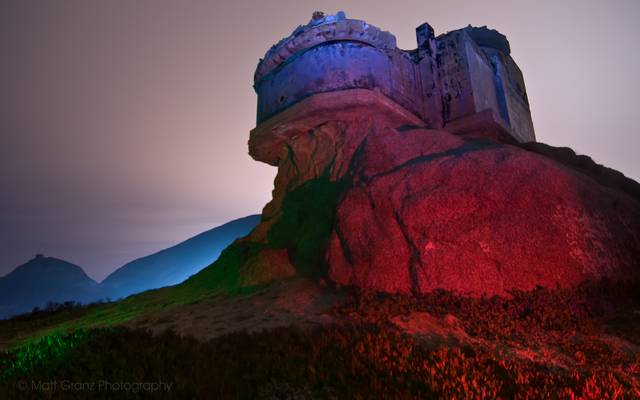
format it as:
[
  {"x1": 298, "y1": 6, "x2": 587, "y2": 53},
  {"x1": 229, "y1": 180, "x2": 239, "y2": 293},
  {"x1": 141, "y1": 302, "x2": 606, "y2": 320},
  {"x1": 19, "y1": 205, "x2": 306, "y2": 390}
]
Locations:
[
  {"x1": 417, "y1": 55, "x2": 442, "y2": 127},
  {"x1": 502, "y1": 79, "x2": 536, "y2": 142},
  {"x1": 255, "y1": 41, "x2": 423, "y2": 123},
  {"x1": 388, "y1": 50, "x2": 423, "y2": 120},
  {"x1": 254, "y1": 16, "x2": 536, "y2": 143},
  {"x1": 464, "y1": 38, "x2": 502, "y2": 123},
  {"x1": 482, "y1": 48, "x2": 536, "y2": 142},
  {"x1": 434, "y1": 32, "x2": 477, "y2": 123},
  {"x1": 501, "y1": 56, "x2": 535, "y2": 142},
  {"x1": 255, "y1": 42, "x2": 392, "y2": 122}
]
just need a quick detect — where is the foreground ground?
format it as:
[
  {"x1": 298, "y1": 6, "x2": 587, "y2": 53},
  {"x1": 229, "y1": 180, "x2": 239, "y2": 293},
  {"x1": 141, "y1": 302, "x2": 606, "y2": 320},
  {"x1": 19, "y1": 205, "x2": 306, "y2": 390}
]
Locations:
[{"x1": 0, "y1": 279, "x2": 639, "y2": 399}]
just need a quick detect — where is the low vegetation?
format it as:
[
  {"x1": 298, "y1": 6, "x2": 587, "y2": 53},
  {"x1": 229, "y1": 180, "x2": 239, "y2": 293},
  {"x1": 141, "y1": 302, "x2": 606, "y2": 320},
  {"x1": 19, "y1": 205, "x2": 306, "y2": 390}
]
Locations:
[{"x1": 0, "y1": 279, "x2": 638, "y2": 399}]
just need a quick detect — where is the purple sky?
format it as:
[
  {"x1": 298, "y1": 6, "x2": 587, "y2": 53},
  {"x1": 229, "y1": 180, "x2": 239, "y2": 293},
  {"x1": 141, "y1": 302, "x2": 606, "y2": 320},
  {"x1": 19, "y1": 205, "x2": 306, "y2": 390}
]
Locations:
[{"x1": 1, "y1": 0, "x2": 639, "y2": 281}]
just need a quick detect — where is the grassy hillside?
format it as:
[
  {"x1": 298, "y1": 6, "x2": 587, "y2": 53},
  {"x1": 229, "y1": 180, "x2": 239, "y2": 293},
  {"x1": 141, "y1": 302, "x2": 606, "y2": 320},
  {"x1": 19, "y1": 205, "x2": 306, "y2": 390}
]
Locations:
[
  {"x1": 0, "y1": 240, "x2": 256, "y2": 348},
  {"x1": 1, "y1": 279, "x2": 639, "y2": 398}
]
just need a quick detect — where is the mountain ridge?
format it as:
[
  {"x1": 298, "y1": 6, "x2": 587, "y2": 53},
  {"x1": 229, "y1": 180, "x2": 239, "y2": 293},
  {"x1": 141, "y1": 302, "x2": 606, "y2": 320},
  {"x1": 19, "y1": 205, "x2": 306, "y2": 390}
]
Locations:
[
  {"x1": 100, "y1": 214, "x2": 260, "y2": 298},
  {"x1": 0, "y1": 215, "x2": 260, "y2": 319}
]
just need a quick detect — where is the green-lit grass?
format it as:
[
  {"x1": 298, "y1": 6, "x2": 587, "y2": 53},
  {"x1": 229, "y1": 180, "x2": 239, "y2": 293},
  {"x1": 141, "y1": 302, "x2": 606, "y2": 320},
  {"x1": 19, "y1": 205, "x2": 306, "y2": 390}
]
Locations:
[
  {"x1": 0, "y1": 329, "x2": 96, "y2": 379},
  {"x1": 0, "y1": 241, "x2": 259, "y2": 349}
]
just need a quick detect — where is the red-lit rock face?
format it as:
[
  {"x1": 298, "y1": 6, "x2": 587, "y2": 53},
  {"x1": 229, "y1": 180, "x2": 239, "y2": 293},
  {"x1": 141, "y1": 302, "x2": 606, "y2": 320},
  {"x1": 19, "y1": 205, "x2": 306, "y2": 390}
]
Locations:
[
  {"x1": 327, "y1": 127, "x2": 640, "y2": 295},
  {"x1": 246, "y1": 91, "x2": 640, "y2": 296}
]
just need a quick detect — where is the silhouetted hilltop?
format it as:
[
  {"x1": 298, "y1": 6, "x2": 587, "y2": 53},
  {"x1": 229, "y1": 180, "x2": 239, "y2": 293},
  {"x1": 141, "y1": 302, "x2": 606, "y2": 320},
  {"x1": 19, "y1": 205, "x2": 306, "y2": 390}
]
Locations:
[
  {"x1": 0, "y1": 255, "x2": 102, "y2": 318},
  {"x1": 0, "y1": 216, "x2": 260, "y2": 318}
]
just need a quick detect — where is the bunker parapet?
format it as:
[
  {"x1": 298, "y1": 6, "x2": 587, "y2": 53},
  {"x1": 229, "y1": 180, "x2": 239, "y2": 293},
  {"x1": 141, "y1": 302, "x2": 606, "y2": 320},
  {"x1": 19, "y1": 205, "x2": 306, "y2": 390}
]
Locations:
[{"x1": 252, "y1": 12, "x2": 535, "y2": 150}]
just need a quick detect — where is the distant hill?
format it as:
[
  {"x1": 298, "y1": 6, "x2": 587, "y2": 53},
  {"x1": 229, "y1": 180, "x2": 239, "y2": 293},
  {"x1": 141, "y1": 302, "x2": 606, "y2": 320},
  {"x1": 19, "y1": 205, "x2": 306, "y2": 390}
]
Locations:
[
  {"x1": 0, "y1": 255, "x2": 103, "y2": 319},
  {"x1": 0, "y1": 215, "x2": 260, "y2": 319},
  {"x1": 100, "y1": 215, "x2": 260, "y2": 299}
]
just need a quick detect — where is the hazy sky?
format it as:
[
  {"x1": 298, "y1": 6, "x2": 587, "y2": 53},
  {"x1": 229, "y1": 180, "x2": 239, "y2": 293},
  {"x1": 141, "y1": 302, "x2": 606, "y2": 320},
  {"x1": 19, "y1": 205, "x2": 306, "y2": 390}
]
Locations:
[{"x1": 1, "y1": 0, "x2": 639, "y2": 281}]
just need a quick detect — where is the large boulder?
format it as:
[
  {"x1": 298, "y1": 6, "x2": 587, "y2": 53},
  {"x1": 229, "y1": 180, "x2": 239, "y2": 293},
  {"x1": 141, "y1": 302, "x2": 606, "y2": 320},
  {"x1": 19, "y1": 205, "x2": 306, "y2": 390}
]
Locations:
[{"x1": 241, "y1": 91, "x2": 640, "y2": 296}]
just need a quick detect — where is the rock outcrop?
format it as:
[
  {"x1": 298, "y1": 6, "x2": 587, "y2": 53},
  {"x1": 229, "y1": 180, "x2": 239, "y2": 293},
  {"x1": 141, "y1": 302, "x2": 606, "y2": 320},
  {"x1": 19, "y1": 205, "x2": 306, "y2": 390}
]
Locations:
[
  {"x1": 213, "y1": 13, "x2": 640, "y2": 297},
  {"x1": 236, "y1": 89, "x2": 640, "y2": 296}
]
